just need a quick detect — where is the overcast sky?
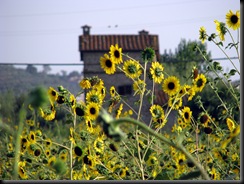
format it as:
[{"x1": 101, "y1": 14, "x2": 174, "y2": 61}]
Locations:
[{"x1": 0, "y1": 0, "x2": 240, "y2": 80}]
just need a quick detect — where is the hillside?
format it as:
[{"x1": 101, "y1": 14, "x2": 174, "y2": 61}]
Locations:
[{"x1": 0, "y1": 65, "x2": 83, "y2": 96}]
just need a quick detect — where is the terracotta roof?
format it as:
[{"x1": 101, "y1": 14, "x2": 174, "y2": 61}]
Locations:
[{"x1": 79, "y1": 33, "x2": 160, "y2": 60}]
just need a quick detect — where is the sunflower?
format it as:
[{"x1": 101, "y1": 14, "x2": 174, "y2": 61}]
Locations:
[
  {"x1": 48, "y1": 156, "x2": 56, "y2": 167},
  {"x1": 94, "y1": 137, "x2": 104, "y2": 153},
  {"x1": 150, "y1": 61, "x2": 164, "y2": 84},
  {"x1": 226, "y1": 117, "x2": 236, "y2": 132},
  {"x1": 180, "y1": 106, "x2": 192, "y2": 124},
  {"x1": 109, "y1": 44, "x2": 123, "y2": 64},
  {"x1": 86, "y1": 102, "x2": 100, "y2": 120},
  {"x1": 115, "y1": 103, "x2": 123, "y2": 119},
  {"x1": 150, "y1": 104, "x2": 164, "y2": 119},
  {"x1": 86, "y1": 90, "x2": 103, "y2": 105},
  {"x1": 28, "y1": 131, "x2": 36, "y2": 144},
  {"x1": 168, "y1": 96, "x2": 182, "y2": 110},
  {"x1": 74, "y1": 104, "x2": 86, "y2": 117},
  {"x1": 110, "y1": 86, "x2": 116, "y2": 97},
  {"x1": 214, "y1": 20, "x2": 227, "y2": 41},
  {"x1": 193, "y1": 73, "x2": 207, "y2": 92},
  {"x1": 199, "y1": 26, "x2": 207, "y2": 44},
  {"x1": 186, "y1": 85, "x2": 196, "y2": 101},
  {"x1": 69, "y1": 94, "x2": 76, "y2": 109},
  {"x1": 146, "y1": 153, "x2": 158, "y2": 166},
  {"x1": 162, "y1": 76, "x2": 180, "y2": 96},
  {"x1": 73, "y1": 145, "x2": 83, "y2": 158},
  {"x1": 85, "y1": 119, "x2": 94, "y2": 133},
  {"x1": 199, "y1": 113, "x2": 210, "y2": 126},
  {"x1": 39, "y1": 107, "x2": 56, "y2": 121},
  {"x1": 93, "y1": 85, "x2": 106, "y2": 100},
  {"x1": 59, "y1": 152, "x2": 68, "y2": 162},
  {"x1": 123, "y1": 60, "x2": 142, "y2": 79},
  {"x1": 133, "y1": 79, "x2": 146, "y2": 95},
  {"x1": 226, "y1": 10, "x2": 240, "y2": 30},
  {"x1": 100, "y1": 53, "x2": 116, "y2": 74},
  {"x1": 48, "y1": 87, "x2": 58, "y2": 104},
  {"x1": 80, "y1": 78, "x2": 91, "y2": 89},
  {"x1": 18, "y1": 166, "x2": 28, "y2": 179},
  {"x1": 152, "y1": 116, "x2": 167, "y2": 129}
]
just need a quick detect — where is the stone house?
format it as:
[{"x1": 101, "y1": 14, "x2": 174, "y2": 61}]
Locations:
[{"x1": 79, "y1": 25, "x2": 160, "y2": 125}]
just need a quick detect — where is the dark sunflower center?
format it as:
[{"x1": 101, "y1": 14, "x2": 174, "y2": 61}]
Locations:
[
  {"x1": 90, "y1": 107, "x2": 96, "y2": 115},
  {"x1": 87, "y1": 120, "x2": 92, "y2": 127},
  {"x1": 75, "y1": 107, "x2": 85, "y2": 116},
  {"x1": 74, "y1": 146, "x2": 82, "y2": 156},
  {"x1": 200, "y1": 114, "x2": 208, "y2": 124},
  {"x1": 114, "y1": 50, "x2": 120, "y2": 58},
  {"x1": 179, "y1": 159, "x2": 184, "y2": 165},
  {"x1": 34, "y1": 149, "x2": 41, "y2": 157},
  {"x1": 57, "y1": 96, "x2": 65, "y2": 104},
  {"x1": 105, "y1": 59, "x2": 112, "y2": 68},
  {"x1": 31, "y1": 134, "x2": 35, "y2": 140},
  {"x1": 168, "y1": 82, "x2": 175, "y2": 90},
  {"x1": 231, "y1": 15, "x2": 238, "y2": 24},
  {"x1": 83, "y1": 155, "x2": 92, "y2": 165},
  {"x1": 184, "y1": 112, "x2": 189, "y2": 119},
  {"x1": 128, "y1": 65, "x2": 137, "y2": 74},
  {"x1": 197, "y1": 79, "x2": 203, "y2": 87},
  {"x1": 51, "y1": 90, "x2": 56, "y2": 96},
  {"x1": 96, "y1": 141, "x2": 103, "y2": 149}
]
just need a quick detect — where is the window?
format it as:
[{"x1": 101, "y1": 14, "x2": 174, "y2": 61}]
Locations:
[{"x1": 118, "y1": 85, "x2": 132, "y2": 96}]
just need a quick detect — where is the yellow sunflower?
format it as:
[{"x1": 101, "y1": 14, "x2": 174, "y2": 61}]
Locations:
[
  {"x1": 123, "y1": 60, "x2": 142, "y2": 79},
  {"x1": 168, "y1": 96, "x2": 182, "y2": 110},
  {"x1": 80, "y1": 78, "x2": 91, "y2": 89},
  {"x1": 162, "y1": 76, "x2": 180, "y2": 96},
  {"x1": 109, "y1": 44, "x2": 123, "y2": 64},
  {"x1": 86, "y1": 90, "x2": 103, "y2": 105},
  {"x1": 85, "y1": 102, "x2": 100, "y2": 120},
  {"x1": 199, "y1": 26, "x2": 207, "y2": 44},
  {"x1": 226, "y1": 10, "x2": 240, "y2": 30},
  {"x1": 85, "y1": 119, "x2": 94, "y2": 133},
  {"x1": 150, "y1": 104, "x2": 164, "y2": 119},
  {"x1": 226, "y1": 117, "x2": 236, "y2": 132},
  {"x1": 100, "y1": 53, "x2": 116, "y2": 74},
  {"x1": 133, "y1": 79, "x2": 146, "y2": 95},
  {"x1": 180, "y1": 106, "x2": 192, "y2": 124},
  {"x1": 110, "y1": 86, "x2": 116, "y2": 97},
  {"x1": 214, "y1": 20, "x2": 227, "y2": 41},
  {"x1": 150, "y1": 61, "x2": 164, "y2": 84},
  {"x1": 193, "y1": 73, "x2": 207, "y2": 92},
  {"x1": 94, "y1": 136, "x2": 104, "y2": 153},
  {"x1": 48, "y1": 87, "x2": 58, "y2": 103}
]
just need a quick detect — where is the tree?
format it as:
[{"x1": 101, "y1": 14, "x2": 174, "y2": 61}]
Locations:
[
  {"x1": 26, "y1": 64, "x2": 37, "y2": 74},
  {"x1": 161, "y1": 39, "x2": 211, "y2": 81}
]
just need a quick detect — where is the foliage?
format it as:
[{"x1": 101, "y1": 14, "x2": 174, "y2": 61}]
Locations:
[{"x1": 0, "y1": 10, "x2": 240, "y2": 180}]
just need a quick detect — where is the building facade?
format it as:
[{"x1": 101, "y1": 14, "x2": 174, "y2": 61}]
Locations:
[{"x1": 79, "y1": 25, "x2": 160, "y2": 125}]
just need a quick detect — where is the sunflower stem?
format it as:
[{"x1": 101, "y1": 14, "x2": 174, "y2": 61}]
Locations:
[{"x1": 111, "y1": 117, "x2": 210, "y2": 180}]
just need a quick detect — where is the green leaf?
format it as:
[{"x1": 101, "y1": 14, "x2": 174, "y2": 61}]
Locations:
[
  {"x1": 154, "y1": 169, "x2": 171, "y2": 180},
  {"x1": 177, "y1": 170, "x2": 201, "y2": 180},
  {"x1": 229, "y1": 69, "x2": 237, "y2": 76}
]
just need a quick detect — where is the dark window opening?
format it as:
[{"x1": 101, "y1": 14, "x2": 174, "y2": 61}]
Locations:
[{"x1": 118, "y1": 85, "x2": 132, "y2": 96}]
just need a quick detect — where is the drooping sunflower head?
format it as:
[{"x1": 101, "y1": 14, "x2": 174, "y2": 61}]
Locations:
[
  {"x1": 109, "y1": 44, "x2": 123, "y2": 64},
  {"x1": 226, "y1": 117, "x2": 236, "y2": 132},
  {"x1": 199, "y1": 26, "x2": 207, "y2": 44},
  {"x1": 168, "y1": 96, "x2": 182, "y2": 110},
  {"x1": 226, "y1": 10, "x2": 240, "y2": 30},
  {"x1": 100, "y1": 53, "x2": 116, "y2": 75},
  {"x1": 141, "y1": 47, "x2": 155, "y2": 62},
  {"x1": 85, "y1": 119, "x2": 94, "y2": 133},
  {"x1": 150, "y1": 61, "x2": 164, "y2": 84},
  {"x1": 48, "y1": 87, "x2": 58, "y2": 103},
  {"x1": 214, "y1": 20, "x2": 227, "y2": 41},
  {"x1": 193, "y1": 73, "x2": 207, "y2": 92},
  {"x1": 133, "y1": 79, "x2": 146, "y2": 95},
  {"x1": 162, "y1": 76, "x2": 181, "y2": 96},
  {"x1": 123, "y1": 60, "x2": 142, "y2": 79}
]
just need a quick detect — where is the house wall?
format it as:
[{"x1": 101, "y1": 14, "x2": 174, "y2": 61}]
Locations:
[{"x1": 82, "y1": 51, "x2": 154, "y2": 125}]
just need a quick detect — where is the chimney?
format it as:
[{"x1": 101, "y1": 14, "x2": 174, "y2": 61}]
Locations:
[
  {"x1": 82, "y1": 25, "x2": 91, "y2": 36},
  {"x1": 139, "y1": 30, "x2": 149, "y2": 35}
]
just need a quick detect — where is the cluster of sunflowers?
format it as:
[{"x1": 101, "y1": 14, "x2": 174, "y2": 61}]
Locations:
[{"x1": 0, "y1": 10, "x2": 240, "y2": 180}]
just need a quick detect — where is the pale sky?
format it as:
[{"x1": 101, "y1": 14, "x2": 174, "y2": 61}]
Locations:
[{"x1": 0, "y1": 0, "x2": 240, "y2": 80}]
